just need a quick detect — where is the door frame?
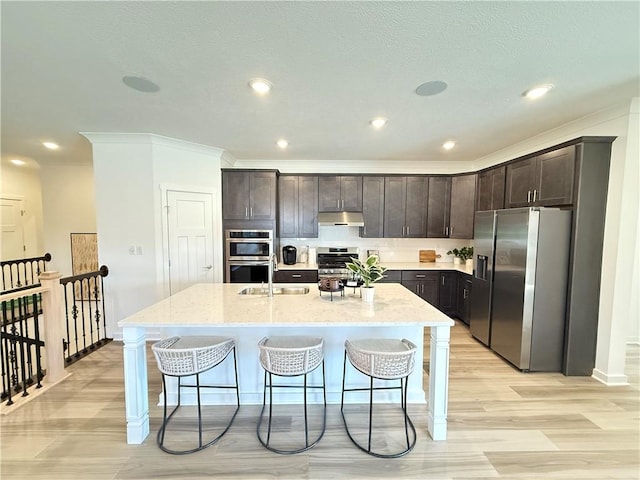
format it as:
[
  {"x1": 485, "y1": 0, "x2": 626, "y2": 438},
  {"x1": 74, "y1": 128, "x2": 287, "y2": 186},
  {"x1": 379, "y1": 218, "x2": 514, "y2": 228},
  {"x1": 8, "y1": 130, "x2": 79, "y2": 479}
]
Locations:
[{"x1": 159, "y1": 184, "x2": 221, "y2": 298}]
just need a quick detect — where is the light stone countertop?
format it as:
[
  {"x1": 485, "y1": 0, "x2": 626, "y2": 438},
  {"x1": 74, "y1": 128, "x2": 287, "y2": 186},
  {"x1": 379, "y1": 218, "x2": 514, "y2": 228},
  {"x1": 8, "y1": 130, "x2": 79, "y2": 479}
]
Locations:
[
  {"x1": 278, "y1": 261, "x2": 473, "y2": 276},
  {"x1": 118, "y1": 282, "x2": 455, "y2": 329}
]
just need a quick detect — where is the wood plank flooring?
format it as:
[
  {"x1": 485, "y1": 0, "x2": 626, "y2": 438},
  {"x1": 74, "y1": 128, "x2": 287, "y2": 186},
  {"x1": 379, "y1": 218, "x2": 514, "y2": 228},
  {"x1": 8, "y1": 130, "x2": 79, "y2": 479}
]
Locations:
[{"x1": 1, "y1": 321, "x2": 638, "y2": 479}]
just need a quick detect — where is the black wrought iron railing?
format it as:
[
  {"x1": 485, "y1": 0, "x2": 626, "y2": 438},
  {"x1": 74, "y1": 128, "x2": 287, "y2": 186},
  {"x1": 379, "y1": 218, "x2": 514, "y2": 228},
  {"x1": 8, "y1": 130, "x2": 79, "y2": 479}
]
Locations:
[
  {"x1": 60, "y1": 266, "x2": 110, "y2": 365},
  {"x1": 1, "y1": 253, "x2": 52, "y2": 293},
  {"x1": 1, "y1": 291, "x2": 45, "y2": 405}
]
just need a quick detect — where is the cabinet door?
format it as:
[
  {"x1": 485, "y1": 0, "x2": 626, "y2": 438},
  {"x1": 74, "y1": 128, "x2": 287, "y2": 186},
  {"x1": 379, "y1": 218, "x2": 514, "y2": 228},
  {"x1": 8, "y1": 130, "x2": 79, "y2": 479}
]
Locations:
[
  {"x1": 405, "y1": 177, "x2": 427, "y2": 237},
  {"x1": 340, "y1": 176, "x2": 363, "y2": 211},
  {"x1": 450, "y1": 174, "x2": 476, "y2": 239},
  {"x1": 401, "y1": 271, "x2": 439, "y2": 304},
  {"x1": 278, "y1": 176, "x2": 298, "y2": 238},
  {"x1": 477, "y1": 166, "x2": 505, "y2": 211},
  {"x1": 298, "y1": 176, "x2": 319, "y2": 238},
  {"x1": 360, "y1": 176, "x2": 385, "y2": 238},
  {"x1": 535, "y1": 146, "x2": 575, "y2": 206},
  {"x1": 427, "y1": 176, "x2": 451, "y2": 237},
  {"x1": 438, "y1": 272, "x2": 458, "y2": 315},
  {"x1": 383, "y1": 177, "x2": 407, "y2": 237},
  {"x1": 250, "y1": 172, "x2": 276, "y2": 220},
  {"x1": 318, "y1": 177, "x2": 341, "y2": 212},
  {"x1": 505, "y1": 158, "x2": 536, "y2": 208},
  {"x1": 457, "y1": 276, "x2": 472, "y2": 325},
  {"x1": 222, "y1": 171, "x2": 250, "y2": 219}
]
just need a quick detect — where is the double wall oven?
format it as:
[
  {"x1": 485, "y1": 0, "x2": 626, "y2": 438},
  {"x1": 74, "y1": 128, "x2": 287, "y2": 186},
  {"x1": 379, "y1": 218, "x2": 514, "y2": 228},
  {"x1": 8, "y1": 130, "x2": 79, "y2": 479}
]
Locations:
[{"x1": 225, "y1": 229, "x2": 273, "y2": 283}]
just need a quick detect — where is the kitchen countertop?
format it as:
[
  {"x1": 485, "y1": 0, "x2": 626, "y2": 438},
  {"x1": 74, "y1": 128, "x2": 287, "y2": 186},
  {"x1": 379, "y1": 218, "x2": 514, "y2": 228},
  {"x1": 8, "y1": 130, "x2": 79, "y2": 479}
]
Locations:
[
  {"x1": 118, "y1": 282, "x2": 455, "y2": 328},
  {"x1": 278, "y1": 261, "x2": 473, "y2": 276}
]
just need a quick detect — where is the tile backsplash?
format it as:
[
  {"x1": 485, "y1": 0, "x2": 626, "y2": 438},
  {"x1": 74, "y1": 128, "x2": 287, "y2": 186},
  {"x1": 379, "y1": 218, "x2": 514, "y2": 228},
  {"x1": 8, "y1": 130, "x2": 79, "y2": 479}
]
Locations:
[{"x1": 280, "y1": 226, "x2": 473, "y2": 263}]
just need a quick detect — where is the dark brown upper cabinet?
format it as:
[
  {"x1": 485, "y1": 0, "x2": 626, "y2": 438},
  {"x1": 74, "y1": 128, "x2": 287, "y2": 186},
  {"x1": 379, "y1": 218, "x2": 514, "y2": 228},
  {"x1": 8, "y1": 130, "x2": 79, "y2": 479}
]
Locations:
[
  {"x1": 278, "y1": 175, "x2": 318, "y2": 238},
  {"x1": 360, "y1": 176, "x2": 385, "y2": 238},
  {"x1": 505, "y1": 145, "x2": 576, "y2": 208},
  {"x1": 383, "y1": 176, "x2": 427, "y2": 238},
  {"x1": 449, "y1": 174, "x2": 477, "y2": 239},
  {"x1": 476, "y1": 166, "x2": 506, "y2": 211},
  {"x1": 222, "y1": 170, "x2": 277, "y2": 220},
  {"x1": 426, "y1": 176, "x2": 451, "y2": 237},
  {"x1": 318, "y1": 176, "x2": 363, "y2": 212}
]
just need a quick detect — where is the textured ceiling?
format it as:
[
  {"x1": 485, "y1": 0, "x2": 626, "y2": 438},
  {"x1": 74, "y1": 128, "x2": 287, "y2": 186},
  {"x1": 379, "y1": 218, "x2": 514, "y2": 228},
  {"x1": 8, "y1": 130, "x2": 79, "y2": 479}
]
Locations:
[{"x1": 1, "y1": 1, "x2": 639, "y2": 168}]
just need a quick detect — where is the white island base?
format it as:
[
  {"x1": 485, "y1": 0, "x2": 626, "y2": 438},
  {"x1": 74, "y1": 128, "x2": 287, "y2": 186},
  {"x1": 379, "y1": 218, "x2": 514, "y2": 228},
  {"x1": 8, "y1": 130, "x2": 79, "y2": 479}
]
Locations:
[{"x1": 119, "y1": 283, "x2": 454, "y2": 444}]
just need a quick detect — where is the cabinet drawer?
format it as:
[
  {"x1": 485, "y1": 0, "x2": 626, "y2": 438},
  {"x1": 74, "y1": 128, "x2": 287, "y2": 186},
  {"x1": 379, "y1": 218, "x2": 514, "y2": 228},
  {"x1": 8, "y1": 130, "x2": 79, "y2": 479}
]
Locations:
[
  {"x1": 379, "y1": 270, "x2": 401, "y2": 283},
  {"x1": 274, "y1": 270, "x2": 318, "y2": 283},
  {"x1": 401, "y1": 270, "x2": 439, "y2": 281}
]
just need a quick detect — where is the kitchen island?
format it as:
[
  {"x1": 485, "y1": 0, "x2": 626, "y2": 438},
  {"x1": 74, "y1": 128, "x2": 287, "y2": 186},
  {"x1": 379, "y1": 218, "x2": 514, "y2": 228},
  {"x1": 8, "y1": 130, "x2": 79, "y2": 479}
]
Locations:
[{"x1": 118, "y1": 282, "x2": 455, "y2": 444}]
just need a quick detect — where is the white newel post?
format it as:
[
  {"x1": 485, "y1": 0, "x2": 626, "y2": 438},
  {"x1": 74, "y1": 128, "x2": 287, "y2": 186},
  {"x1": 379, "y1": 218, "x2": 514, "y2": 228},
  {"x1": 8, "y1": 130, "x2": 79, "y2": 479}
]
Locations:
[
  {"x1": 428, "y1": 324, "x2": 451, "y2": 441},
  {"x1": 122, "y1": 326, "x2": 150, "y2": 444},
  {"x1": 39, "y1": 271, "x2": 67, "y2": 384}
]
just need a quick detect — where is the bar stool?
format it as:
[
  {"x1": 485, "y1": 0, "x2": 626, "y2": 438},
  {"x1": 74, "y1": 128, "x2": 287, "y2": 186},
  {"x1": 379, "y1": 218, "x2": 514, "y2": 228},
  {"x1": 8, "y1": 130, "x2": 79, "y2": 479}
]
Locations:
[
  {"x1": 341, "y1": 338, "x2": 417, "y2": 458},
  {"x1": 257, "y1": 336, "x2": 326, "y2": 454},
  {"x1": 151, "y1": 336, "x2": 240, "y2": 455}
]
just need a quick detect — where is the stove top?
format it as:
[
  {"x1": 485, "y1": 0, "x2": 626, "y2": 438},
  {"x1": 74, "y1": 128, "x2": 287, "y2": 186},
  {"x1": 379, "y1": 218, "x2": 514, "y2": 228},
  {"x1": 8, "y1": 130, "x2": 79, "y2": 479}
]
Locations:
[{"x1": 317, "y1": 247, "x2": 359, "y2": 279}]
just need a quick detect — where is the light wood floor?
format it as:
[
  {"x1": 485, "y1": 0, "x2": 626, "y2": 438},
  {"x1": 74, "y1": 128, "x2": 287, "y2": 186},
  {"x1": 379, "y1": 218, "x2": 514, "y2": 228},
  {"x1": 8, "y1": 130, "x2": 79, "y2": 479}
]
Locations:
[{"x1": 1, "y1": 321, "x2": 639, "y2": 479}]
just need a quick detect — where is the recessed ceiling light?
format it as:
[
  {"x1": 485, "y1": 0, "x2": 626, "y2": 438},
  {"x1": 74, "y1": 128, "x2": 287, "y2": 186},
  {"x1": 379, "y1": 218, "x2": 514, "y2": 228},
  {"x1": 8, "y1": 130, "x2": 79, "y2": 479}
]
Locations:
[
  {"x1": 277, "y1": 139, "x2": 289, "y2": 149},
  {"x1": 415, "y1": 81, "x2": 448, "y2": 96},
  {"x1": 42, "y1": 142, "x2": 59, "y2": 150},
  {"x1": 10, "y1": 159, "x2": 26, "y2": 166},
  {"x1": 370, "y1": 117, "x2": 387, "y2": 129},
  {"x1": 249, "y1": 78, "x2": 272, "y2": 94},
  {"x1": 523, "y1": 84, "x2": 554, "y2": 99},
  {"x1": 122, "y1": 76, "x2": 160, "y2": 93},
  {"x1": 442, "y1": 141, "x2": 456, "y2": 150}
]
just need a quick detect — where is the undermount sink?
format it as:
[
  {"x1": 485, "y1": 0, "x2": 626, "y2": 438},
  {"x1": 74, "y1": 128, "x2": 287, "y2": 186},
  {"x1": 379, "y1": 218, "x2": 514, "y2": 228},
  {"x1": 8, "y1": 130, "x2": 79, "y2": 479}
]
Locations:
[{"x1": 238, "y1": 286, "x2": 310, "y2": 296}]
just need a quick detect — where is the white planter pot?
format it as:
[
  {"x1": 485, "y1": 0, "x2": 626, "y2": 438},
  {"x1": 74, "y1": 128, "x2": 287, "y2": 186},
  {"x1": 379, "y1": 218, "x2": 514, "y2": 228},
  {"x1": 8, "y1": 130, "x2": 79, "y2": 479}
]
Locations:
[
  {"x1": 361, "y1": 286, "x2": 375, "y2": 303},
  {"x1": 453, "y1": 257, "x2": 461, "y2": 265}
]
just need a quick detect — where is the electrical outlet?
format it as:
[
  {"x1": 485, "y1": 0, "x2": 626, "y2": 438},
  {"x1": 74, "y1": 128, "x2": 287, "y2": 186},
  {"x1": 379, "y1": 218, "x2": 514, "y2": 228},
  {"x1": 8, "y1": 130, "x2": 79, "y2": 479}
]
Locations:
[
  {"x1": 135, "y1": 245, "x2": 143, "y2": 255},
  {"x1": 128, "y1": 245, "x2": 136, "y2": 255}
]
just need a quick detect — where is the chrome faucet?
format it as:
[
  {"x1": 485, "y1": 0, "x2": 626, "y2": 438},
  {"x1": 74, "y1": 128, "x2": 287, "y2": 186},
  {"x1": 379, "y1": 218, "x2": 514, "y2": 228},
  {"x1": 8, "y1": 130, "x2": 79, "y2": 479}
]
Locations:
[{"x1": 267, "y1": 253, "x2": 278, "y2": 297}]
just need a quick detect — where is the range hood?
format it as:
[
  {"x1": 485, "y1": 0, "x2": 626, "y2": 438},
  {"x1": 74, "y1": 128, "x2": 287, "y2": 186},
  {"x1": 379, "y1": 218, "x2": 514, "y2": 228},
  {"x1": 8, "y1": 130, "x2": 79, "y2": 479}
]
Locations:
[{"x1": 317, "y1": 211, "x2": 365, "y2": 227}]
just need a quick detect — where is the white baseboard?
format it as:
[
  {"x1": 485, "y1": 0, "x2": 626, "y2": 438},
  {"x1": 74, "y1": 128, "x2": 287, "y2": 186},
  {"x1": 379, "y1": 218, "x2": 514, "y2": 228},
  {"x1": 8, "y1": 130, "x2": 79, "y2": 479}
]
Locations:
[{"x1": 592, "y1": 368, "x2": 629, "y2": 386}]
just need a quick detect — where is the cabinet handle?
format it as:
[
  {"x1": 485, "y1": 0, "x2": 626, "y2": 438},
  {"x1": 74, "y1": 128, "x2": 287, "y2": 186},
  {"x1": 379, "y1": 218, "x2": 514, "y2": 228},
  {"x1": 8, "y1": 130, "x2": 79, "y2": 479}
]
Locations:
[
  {"x1": 291, "y1": 274, "x2": 302, "y2": 278},
  {"x1": 527, "y1": 190, "x2": 532, "y2": 203},
  {"x1": 363, "y1": 226, "x2": 367, "y2": 236},
  {"x1": 533, "y1": 189, "x2": 537, "y2": 202},
  {"x1": 402, "y1": 226, "x2": 405, "y2": 236},
  {"x1": 445, "y1": 226, "x2": 449, "y2": 237},
  {"x1": 406, "y1": 226, "x2": 410, "y2": 236},
  {"x1": 415, "y1": 285, "x2": 419, "y2": 294},
  {"x1": 245, "y1": 207, "x2": 248, "y2": 217},
  {"x1": 442, "y1": 276, "x2": 445, "y2": 285},
  {"x1": 421, "y1": 284, "x2": 424, "y2": 294},
  {"x1": 415, "y1": 274, "x2": 425, "y2": 278},
  {"x1": 250, "y1": 207, "x2": 253, "y2": 216},
  {"x1": 463, "y1": 289, "x2": 469, "y2": 299}
]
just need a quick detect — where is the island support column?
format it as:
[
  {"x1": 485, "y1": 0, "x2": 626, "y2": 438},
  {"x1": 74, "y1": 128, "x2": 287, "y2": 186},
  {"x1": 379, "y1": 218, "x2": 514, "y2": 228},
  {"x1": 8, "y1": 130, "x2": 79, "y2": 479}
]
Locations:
[
  {"x1": 427, "y1": 324, "x2": 451, "y2": 441},
  {"x1": 122, "y1": 326, "x2": 150, "y2": 444}
]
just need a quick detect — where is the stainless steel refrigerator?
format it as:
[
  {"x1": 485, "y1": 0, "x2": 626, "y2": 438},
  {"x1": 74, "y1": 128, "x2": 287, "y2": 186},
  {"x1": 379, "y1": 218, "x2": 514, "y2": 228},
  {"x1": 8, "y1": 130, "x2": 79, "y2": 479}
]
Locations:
[{"x1": 470, "y1": 207, "x2": 572, "y2": 372}]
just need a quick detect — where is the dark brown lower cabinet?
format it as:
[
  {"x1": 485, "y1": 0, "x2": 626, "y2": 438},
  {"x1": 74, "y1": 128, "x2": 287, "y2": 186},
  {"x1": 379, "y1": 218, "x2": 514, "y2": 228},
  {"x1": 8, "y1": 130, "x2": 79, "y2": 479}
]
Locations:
[
  {"x1": 457, "y1": 273, "x2": 472, "y2": 325},
  {"x1": 401, "y1": 271, "x2": 439, "y2": 305},
  {"x1": 438, "y1": 272, "x2": 458, "y2": 316}
]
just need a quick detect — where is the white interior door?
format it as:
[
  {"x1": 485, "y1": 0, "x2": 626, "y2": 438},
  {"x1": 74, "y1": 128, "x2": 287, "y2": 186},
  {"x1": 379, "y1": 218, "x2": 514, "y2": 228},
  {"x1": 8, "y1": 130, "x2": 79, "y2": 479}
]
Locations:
[
  {"x1": 167, "y1": 190, "x2": 215, "y2": 295},
  {"x1": 1, "y1": 197, "x2": 25, "y2": 260}
]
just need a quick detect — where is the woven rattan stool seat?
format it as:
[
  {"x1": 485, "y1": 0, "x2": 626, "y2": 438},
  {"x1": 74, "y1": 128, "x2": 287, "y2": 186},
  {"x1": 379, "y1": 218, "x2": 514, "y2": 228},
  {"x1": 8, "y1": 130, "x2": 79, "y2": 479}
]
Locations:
[
  {"x1": 258, "y1": 336, "x2": 324, "y2": 376},
  {"x1": 150, "y1": 335, "x2": 240, "y2": 455},
  {"x1": 152, "y1": 336, "x2": 235, "y2": 376},
  {"x1": 341, "y1": 337, "x2": 417, "y2": 458},
  {"x1": 345, "y1": 338, "x2": 416, "y2": 379},
  {"x1": 257, "y1": 335, "x2": 326, "y2": 454}
]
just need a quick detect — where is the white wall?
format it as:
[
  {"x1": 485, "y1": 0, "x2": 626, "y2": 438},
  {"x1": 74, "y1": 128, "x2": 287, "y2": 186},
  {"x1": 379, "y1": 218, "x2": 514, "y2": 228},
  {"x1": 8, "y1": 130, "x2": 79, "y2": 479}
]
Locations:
[
  {"x1": 84, "y1": 133, "x2": 225, "y2": 336},
  {"x1": 0, "y1": 163, "x2": 44, "y2": 257},
  {"x1": 40, "y1": 164, "x2": 96, "y2": 274}
]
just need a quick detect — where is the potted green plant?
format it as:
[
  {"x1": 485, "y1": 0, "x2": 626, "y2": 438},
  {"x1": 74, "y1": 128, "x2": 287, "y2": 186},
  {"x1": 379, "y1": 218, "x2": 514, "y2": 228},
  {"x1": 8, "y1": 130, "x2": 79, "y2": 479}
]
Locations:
[
  {"x1": 447, "y1": 246, "x2": 474, "y2": 266},
  {"x1": 345, "y1": 255, "x2": 388, "y2": 302}
]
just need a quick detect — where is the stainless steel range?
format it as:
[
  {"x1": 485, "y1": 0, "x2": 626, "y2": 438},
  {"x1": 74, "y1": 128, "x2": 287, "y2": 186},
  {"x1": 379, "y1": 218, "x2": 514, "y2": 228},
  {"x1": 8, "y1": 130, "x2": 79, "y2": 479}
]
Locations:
[{"x1": 316, "y1": 247, "x2": 359, "y2": 280}]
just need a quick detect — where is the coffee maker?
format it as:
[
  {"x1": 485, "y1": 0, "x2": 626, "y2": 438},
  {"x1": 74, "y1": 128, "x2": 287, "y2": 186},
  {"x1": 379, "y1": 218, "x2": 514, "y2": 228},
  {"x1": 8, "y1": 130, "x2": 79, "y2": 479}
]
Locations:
[{"x1": 282, "y1": 245, "x2": 297, "y2": 265}]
